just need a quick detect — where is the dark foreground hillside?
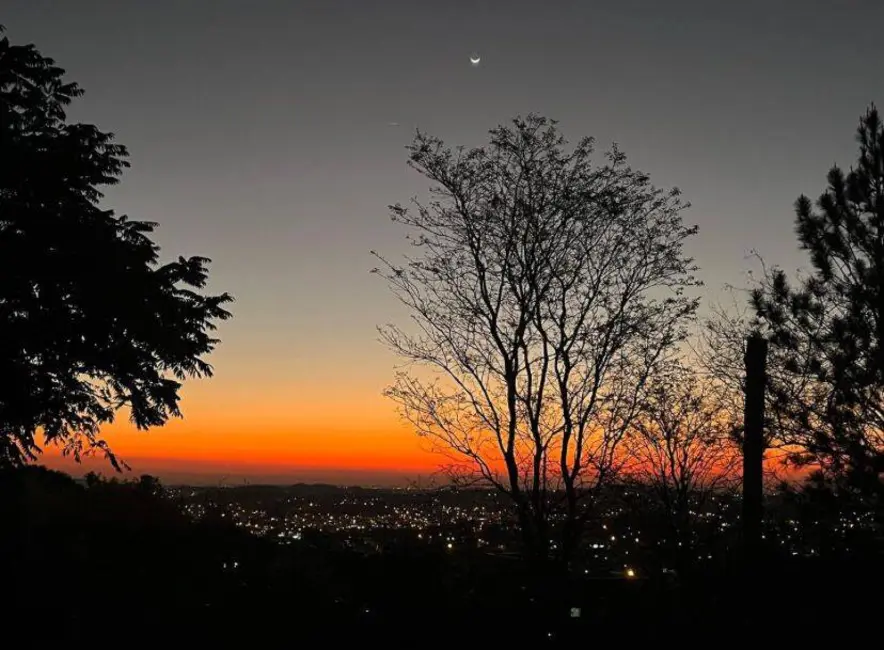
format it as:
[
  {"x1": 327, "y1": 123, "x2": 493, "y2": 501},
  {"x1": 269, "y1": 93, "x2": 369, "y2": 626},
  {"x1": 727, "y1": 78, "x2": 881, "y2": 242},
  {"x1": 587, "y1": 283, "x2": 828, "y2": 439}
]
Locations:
[{"x1": 2, "y1": 467, "x2": 881, "y2": 647}]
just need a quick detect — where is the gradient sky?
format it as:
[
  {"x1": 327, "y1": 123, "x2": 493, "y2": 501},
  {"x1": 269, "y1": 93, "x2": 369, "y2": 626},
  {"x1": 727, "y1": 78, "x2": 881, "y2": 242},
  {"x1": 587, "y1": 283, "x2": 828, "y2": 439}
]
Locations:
[{"x1": 6, "y1": 0, "x2": 883, "y2": 484}]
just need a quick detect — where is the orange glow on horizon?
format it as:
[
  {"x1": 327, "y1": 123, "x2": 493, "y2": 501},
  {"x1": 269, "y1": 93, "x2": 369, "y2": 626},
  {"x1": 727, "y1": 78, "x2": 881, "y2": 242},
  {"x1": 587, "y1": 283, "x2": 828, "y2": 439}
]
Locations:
[
  {"x1": 32, "y1": 377, "x2": 811, "y2": 485},
  {"x1": 40, "y1": 420, "x2": 440, "y2": 473},
  {"x1": 35, "y1": 378, "x2": 446, "y2": 482}
]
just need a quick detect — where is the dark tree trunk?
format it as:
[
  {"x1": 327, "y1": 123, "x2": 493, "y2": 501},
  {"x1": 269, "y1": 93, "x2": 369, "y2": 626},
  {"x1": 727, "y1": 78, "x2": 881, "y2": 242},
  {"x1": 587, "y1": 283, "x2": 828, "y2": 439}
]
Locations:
[{"x1": 742, "y1": 335, "x2": 767, "y2": 573}]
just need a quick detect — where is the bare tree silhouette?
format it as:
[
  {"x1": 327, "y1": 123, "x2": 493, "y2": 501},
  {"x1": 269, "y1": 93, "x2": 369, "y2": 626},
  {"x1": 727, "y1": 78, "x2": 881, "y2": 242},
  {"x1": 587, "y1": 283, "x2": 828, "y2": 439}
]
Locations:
[
  {"x1": 373, "y1": 114, "x2": 701, "y2": 564},
  {"x1": 625, "y1": 361, "x2": 740, "y2": 558}
]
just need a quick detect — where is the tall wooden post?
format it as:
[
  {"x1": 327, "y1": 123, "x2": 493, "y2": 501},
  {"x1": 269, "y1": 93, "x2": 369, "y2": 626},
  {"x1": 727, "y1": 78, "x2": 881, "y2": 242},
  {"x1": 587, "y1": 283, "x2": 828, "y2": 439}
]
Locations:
[{"x1": 742, "y1": 335, "x2": 767, "y2": 565}]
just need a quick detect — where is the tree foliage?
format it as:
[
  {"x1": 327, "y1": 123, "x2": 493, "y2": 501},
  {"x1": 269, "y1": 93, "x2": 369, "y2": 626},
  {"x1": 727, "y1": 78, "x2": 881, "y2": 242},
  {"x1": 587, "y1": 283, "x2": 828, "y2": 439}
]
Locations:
[
  {"x1": 374, "y1": 114, "x2": 701, "y2": 561},
  {"x1": 0, "y1": 27, "x2": 233, "y2": 468},
  {"x1": 751, "y1": 106, "x2": 884, "y2": 492}
]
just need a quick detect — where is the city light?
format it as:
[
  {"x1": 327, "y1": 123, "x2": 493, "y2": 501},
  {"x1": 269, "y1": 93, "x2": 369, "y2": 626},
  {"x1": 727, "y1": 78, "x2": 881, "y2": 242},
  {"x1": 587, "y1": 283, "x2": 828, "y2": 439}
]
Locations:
[{"x1": 164, "y1": 484, "x2": 865, "y2": 574}]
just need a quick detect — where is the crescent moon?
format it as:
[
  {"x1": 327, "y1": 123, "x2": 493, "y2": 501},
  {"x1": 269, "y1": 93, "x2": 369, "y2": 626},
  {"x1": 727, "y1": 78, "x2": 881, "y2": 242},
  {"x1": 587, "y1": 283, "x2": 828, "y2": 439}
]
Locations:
[{"x1": 470, "y1": 55, "x2": 481, "y2": 65}]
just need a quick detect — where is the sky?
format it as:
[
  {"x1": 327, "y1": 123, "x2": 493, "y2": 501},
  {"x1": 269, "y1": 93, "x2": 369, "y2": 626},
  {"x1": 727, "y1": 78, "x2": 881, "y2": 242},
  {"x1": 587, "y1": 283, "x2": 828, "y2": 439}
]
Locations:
[{"x1": 5, "y1": 0, "x2": 883, "y2": 485}]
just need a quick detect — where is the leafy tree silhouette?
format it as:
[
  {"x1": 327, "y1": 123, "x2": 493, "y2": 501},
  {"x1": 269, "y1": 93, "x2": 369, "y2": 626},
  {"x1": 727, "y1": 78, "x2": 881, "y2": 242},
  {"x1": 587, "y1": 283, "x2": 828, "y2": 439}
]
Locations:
[
  {"x1": 751, "y1": 105, "x2": 884, "y2": 499},
  {"x1": 0, "y1": 26, "x2": 233, "y2": 469}
]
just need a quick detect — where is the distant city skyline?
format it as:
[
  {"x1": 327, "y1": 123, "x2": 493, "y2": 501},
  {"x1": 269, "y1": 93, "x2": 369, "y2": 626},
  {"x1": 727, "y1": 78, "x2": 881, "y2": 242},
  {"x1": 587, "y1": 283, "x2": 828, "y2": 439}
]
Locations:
[
  {"x1": 8, "y1": 0, "x2": 884, "y2": 483},
  {"x1": 50, "y1": 454, "x2": 435, "y2": 487}
]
